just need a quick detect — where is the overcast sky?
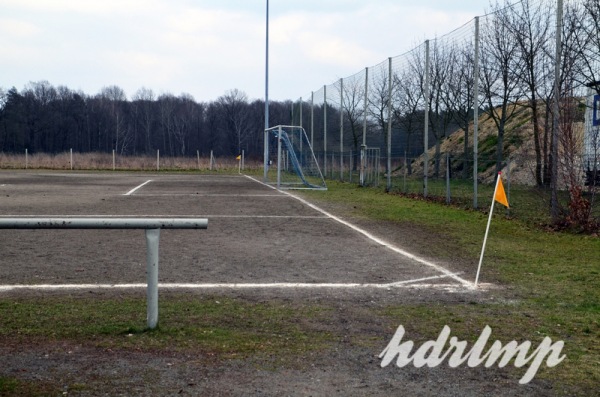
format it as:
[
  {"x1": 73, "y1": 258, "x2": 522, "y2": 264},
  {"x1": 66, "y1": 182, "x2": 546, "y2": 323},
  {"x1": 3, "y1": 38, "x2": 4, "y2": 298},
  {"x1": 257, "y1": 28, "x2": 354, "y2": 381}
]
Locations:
[{"x1": 0, "y1": 0, "x2": 491, "y2": 102}]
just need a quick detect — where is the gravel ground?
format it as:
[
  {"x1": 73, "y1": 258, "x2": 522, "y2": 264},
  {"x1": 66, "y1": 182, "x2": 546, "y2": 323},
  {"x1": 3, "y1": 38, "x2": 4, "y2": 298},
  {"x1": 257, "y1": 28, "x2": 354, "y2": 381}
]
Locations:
[{"x1": 0, "y1": 172, "x2": 562, "y2": 396}]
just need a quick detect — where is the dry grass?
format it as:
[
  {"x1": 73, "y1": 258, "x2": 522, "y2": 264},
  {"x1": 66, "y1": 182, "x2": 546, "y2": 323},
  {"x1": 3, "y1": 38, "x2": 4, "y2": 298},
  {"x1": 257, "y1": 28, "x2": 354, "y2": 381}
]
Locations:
[{"x1": 0, "y1": 151, "x2": 262, "y2": 172}]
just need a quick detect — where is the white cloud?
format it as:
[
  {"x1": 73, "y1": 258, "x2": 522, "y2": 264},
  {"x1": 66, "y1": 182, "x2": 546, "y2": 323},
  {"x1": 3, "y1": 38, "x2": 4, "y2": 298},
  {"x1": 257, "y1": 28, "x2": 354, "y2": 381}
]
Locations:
[{"x1": 0, "y1": 0, "x2": 486, "y2": 101}]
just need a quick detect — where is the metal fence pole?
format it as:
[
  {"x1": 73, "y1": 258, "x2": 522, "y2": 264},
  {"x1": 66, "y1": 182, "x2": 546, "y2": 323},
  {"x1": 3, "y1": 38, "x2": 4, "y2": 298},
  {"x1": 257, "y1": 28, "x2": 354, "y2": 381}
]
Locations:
[
  {"x1": 323, "y1": 85, "x2": 327, "y2": 177},
  {"x1": 339, "y1": 78, "x2": 344, "y2": 181},
  {"x1": 310, "y1": 91, "x2": 314, "y2": 147},
  {"x1": 197, "y1": 150, "x2": 201, "y2": 170},
  {"x1": 156, "y1": 150, "x2": 160, "y2": 171},
  {"x1": 113, "y1": 149, "x2": 116, "y2": 171},
  {"x1": 70, "y1": 148, "x2": 73, "y2": 170},
  {"x1": 145, "y1": 228, "x2": 160, "y2": 329},
  {"x1": 361, "y1": 67, "x2": 369, "y2": 186},
  {"x1": 473, "y1": 16, "x2": 480, "y2": 209},
  {"x1": 446, "y1": 153, "x2": 451, "y2": 205},
  {"x1": 277, "y1": 125, "x2": 282, "y2": 189},
  {"x1": 25, "y1": 148, "x2": 28, "y2": 169},
  {"x1": 386, "y1": 57, "x2": 393, "y2": 192},
  {"x1": 423, "y1": 40, "x2": 430, "y2": 198}
]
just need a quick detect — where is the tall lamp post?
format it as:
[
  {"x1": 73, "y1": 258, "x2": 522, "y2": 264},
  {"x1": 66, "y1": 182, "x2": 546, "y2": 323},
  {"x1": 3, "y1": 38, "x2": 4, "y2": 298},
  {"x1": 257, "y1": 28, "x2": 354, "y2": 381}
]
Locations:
[{"x1": 263, "y1": 0, "x2": 270, "y2": 181}]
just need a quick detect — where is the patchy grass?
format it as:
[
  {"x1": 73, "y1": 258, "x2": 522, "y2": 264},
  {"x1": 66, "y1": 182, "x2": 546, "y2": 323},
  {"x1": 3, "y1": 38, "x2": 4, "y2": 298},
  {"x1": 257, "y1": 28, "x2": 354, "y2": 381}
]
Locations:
[
  {"x1": 300, "y1": 181, "x2": 600, "y2": 393},
  {"x1": 0, "y1": 178, "x2": 598, "y2": 394},
  {"x1": 0, "y1": 296, "x2": 333, "y2": 357}
]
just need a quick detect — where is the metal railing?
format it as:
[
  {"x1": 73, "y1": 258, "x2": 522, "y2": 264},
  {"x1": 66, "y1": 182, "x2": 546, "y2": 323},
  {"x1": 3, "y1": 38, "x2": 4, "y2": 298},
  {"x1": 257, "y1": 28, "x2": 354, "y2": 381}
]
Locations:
[{"x1": 0, "y1": 217, "x2": 209, "y2": 329}]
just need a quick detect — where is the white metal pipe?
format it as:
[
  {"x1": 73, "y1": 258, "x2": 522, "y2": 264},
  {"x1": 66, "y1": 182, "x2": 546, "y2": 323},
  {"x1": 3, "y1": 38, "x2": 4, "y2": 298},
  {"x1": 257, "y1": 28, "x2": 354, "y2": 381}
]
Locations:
[
  {"x1": 0, "y1": 217, "x2": 207, "y2": 329},
  {"x1": 145, "y1": 228, "x2": 160, "y2": 329}
]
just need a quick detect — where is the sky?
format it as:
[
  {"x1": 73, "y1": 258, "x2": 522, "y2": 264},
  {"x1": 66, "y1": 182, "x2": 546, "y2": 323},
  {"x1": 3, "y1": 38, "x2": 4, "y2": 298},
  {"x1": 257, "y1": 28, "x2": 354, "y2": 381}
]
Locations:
[{"x1": 0, "y1": 0, "x2": 490, "y2": 103}]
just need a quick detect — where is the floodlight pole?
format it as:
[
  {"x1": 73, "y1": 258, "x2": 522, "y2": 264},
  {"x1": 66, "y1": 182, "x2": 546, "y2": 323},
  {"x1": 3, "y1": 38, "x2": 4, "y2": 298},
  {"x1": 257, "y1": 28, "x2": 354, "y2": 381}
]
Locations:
[{"x1": 263, "y1": 0, "x2": 270, "y2": 182}]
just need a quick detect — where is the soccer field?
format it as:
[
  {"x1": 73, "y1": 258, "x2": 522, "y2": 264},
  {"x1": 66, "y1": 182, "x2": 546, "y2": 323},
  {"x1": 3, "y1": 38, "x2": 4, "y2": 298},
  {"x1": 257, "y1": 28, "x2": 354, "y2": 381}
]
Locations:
[
  {"x1": 0, "y1": 171, "x2": 470, "y2": 290},
  {"x1": 1, "y1": 171, "x2": 580, "y2": 396}
]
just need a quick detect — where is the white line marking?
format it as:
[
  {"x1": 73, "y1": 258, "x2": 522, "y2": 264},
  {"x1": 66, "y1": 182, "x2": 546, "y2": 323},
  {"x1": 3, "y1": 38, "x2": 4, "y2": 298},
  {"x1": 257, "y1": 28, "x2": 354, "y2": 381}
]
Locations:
[
  {"x1": 123, "y1": 180, "x2": 152, "y2": 196},
  {"x1": 130, "y1": 194, "x2": 286, "y2": 197},
  {"x1": 0, "y1": 214, "x2": 328, "y2": 219},
  {"x1": 0, "y1": 274, "x2": 472, "y2": 292},
  {"x1": 245, "y1": 175, "x2": 475, "y2": 289}
]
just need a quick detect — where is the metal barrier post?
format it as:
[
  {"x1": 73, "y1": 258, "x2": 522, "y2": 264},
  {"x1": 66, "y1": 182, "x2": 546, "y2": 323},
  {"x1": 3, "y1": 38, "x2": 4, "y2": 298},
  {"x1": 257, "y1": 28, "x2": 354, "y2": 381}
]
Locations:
[
  {"x1": 145, "y1": 228, "x2": 160, "y2": 329},
  {"x1": 0, "y1": 217, "x2": 208, "y2": 330}
]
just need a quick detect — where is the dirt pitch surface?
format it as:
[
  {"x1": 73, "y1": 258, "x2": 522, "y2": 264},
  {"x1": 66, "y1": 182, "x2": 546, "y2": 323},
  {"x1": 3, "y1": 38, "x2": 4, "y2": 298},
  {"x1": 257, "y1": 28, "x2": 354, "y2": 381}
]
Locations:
[{"x1": 0, "y1": 171, "x2": 555, "y2": 396}]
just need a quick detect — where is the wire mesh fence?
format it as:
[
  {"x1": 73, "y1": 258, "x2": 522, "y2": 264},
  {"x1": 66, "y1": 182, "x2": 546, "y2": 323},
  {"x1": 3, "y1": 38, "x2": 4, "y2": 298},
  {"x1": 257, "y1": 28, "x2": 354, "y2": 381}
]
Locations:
[{"x1": 290, "y1": 0, "x2": 600, "y2": 226}]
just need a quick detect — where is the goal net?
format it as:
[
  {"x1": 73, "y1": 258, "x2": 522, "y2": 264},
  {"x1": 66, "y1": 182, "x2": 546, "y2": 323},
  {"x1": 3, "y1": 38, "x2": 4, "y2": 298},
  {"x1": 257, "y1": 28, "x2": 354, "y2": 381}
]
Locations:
[{"x1": 264, "y1": 125, "x2": 327, "y2": 190}]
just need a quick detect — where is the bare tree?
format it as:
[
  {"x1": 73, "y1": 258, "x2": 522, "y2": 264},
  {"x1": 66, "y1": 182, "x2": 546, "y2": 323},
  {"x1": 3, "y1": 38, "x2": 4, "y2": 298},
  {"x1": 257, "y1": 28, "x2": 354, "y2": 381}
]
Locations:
[
  {"x1": 393, "y1": 68, "x2": 424, "y2": 175},
  {"x1": 341, "y1": 76, "x2": 365, "y2": 170},
  {"x1": 132, "y1": 87, "x2": 155, "y2": 154},
  {"x1": 480, "y1": 3, "x2": 524, "y2": 175},
  {"x1": 218, "y1": 89, "x2": 252, "y2": 155},
  {"x1": 442, "y1": 41, "x2": 475, "y2": 179}
]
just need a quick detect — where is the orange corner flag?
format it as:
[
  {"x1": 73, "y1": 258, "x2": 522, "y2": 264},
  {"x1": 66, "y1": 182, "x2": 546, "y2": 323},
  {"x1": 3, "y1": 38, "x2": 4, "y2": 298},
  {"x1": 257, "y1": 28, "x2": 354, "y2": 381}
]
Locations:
[
  {"x1": 495, "y1": 174, "x2": 509, "y2": 208},
  {"x1": 236, "y1": 155, "x2": 241, "y2": 160}
]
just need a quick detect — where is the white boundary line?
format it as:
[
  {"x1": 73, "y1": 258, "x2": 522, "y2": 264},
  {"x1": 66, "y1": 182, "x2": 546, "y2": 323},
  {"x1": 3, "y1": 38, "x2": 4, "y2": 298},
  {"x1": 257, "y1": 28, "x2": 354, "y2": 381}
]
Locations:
[
  {"x1": 0, "y1": 214, "x2": 328, "y2": 219},
  {"x1": 123, "y1": 180, "x2": 152, "y2": 196},
  {"x1": 245, "y1": 175, "x2": 475, "y2": 289},
  {"x1": 0, "y1": 274, "x2": 471, "y2": 292}
]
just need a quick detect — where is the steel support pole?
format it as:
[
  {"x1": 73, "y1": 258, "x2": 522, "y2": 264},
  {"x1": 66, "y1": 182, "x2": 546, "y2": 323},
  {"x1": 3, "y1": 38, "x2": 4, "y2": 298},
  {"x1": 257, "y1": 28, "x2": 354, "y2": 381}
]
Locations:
[
  {"x1": 473, "y1": 17, "x2": 480, "y2": 209},
  {"x1": 423, "y1": 40, "x2": 430, "y2": 198},
  {"x1": 386, "y1": 57, "x2": 393, "y2": 192},
  {"x1": 264, "y1": 0, "x2": 270, "y2": 182},
  {"x1": 361, "y1": 67, "x2": 369, "y2": 186},
  {"x1": 339, "y1": 78, "x2": 344, "y2": 181},
  {"x1": 323, "y1": 85, "x2": 327, "y2": 176},
  {"x1": 277, "y1": 125, "x2": 282, "y2": 189},
  {"x1": 145, "y1": 228, "x2": 160, "y2": 329}
]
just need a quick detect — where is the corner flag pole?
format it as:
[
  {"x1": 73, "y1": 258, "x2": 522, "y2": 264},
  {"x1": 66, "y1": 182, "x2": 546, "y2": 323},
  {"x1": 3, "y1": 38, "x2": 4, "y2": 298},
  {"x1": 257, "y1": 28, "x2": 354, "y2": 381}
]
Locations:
[{"x1": 475, "y1": 172, "x2": 508, "y2": 287}]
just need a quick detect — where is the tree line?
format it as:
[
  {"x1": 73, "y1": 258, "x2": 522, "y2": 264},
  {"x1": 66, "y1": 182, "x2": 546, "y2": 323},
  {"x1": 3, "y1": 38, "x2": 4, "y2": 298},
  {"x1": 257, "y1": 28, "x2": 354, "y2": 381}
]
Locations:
[{"x1": 0, "y1": 84, "x2": 296, "y2": 159}]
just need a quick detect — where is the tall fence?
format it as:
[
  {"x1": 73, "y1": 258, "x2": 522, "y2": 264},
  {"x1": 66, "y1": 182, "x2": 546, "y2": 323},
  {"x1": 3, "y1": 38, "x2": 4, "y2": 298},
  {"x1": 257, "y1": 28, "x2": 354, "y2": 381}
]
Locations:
[{"x1": 291, "y1": 0, "x2": 600, "y2": 218}]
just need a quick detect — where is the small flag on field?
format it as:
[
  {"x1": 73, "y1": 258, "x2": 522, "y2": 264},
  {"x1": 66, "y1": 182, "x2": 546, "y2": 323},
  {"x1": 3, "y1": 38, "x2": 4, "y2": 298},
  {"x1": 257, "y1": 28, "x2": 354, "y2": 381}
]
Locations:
[
  {"x1": 475, "y1": 172, "x2": 509, "y2": 287},
  {"x1": 495, "y1": 176, "x2": 509, "y2": 208},
  {"x1": 236, "y1": 155, "x2": 241, "y2": 160}
]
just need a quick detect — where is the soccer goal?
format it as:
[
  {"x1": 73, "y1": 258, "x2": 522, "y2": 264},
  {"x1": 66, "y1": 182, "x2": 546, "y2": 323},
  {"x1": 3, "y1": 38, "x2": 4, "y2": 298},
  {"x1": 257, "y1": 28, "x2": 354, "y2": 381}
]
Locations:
[{"x1": 263, "y1": 125, "x2": 327, "y2": 190}]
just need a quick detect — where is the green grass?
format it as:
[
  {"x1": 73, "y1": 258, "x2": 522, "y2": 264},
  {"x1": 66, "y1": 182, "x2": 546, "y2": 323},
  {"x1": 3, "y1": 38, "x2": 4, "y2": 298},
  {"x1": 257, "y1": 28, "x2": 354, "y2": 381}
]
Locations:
[
  {"x1": 300, "y1": 181, "x2": 600, "y2": 394},
  {"x1": 0, "y1": 296, "x2": 333, "y2": 356}
]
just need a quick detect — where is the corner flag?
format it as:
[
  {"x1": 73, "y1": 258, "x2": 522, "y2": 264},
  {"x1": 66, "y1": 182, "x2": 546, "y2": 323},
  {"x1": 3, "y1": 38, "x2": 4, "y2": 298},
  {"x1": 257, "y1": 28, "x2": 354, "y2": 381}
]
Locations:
[
  {"x1": 495, "y1": 176, "x2": 509, "y2": 208},
  {"x1": 475, "y1": 172, "x2": 509, "y2": 287},
  {"x1": 236, "y1": 155, "x2": 241, "y2": 160}
]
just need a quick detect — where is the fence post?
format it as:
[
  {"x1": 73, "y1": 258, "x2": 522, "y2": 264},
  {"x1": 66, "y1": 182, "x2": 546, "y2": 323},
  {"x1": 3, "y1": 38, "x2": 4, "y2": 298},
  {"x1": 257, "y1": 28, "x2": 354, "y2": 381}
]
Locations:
[
  {"x1": 361, "y1": 67, "x2": 369, "y2": 187},
  {"x1": 387, "y1": 57, "x2": 393, "y2": 192},
  {"x1": 339, "y1": 78, "x2": 344, "y2": 181},
  {"x1": 242, "y1": 150, "x2": 245, "y2": 171},
  {"x1": 323, "y1": 85, "x2": 327, "y2": 177},
  {"x1": 446, "y1": 153, "x2": 451, "y2": 205},
  {"x1": 112, "y1": 149, "x2": 116, "y2": 171},
  {"x1": 70, "y1": 148, "x2": 73, "y2": 170},
  {"x1": 473, "y1": 16, "x2": 480, "y2": 209},
  {"x1": 197, "y1": 150, "x2": 200, "y2": 170},
  {"x1": 277, "y1": 126, "x2": 282, "y2": 189},
  {"x1": 25, "y1": 148, "x2": 28, "y2": 170},
  {"x1": 310, "y1": 91, "x2": 314, "y2": 147},
  {"x1": 145, "y1": 228, "x2": 160, "y2": 329},
  {"x1": 423, "y1": 40, "x2": 430, "y2": 198},
  {"x1": 156, "y1": 150, "x2": 160, "y2": 171}
]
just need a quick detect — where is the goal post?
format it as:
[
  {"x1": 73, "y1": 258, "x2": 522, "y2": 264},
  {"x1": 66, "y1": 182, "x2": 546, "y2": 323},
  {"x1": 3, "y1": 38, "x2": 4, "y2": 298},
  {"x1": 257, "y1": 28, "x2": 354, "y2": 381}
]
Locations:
[{"x1": 264, "y1": 125, "x2": 327, "y2": 190}]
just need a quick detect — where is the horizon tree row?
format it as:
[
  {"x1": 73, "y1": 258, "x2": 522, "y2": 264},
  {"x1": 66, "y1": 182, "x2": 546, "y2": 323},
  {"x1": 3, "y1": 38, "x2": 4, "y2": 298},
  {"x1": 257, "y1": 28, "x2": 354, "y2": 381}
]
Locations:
[{"x1": 0, "y1": 83, "x2": 295, "y2": 159}]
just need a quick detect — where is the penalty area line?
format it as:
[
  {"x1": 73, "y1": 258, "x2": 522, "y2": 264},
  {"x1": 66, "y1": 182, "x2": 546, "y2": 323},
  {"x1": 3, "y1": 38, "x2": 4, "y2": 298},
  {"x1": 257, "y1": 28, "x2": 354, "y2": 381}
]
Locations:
[
  {"x1": 123, "y1": 180, "x2": 152, "y2": 196},
  {"x1": 244, "y1": 175, "x2": 475, "y2": 289},
  {"x1": 0, "y1": 274, "x2": 471, "y2": 292}
]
